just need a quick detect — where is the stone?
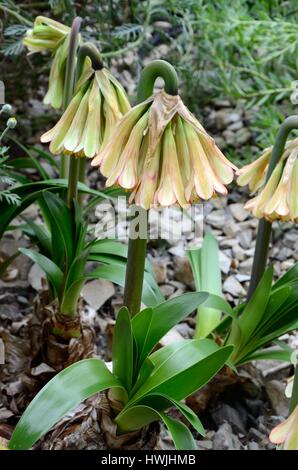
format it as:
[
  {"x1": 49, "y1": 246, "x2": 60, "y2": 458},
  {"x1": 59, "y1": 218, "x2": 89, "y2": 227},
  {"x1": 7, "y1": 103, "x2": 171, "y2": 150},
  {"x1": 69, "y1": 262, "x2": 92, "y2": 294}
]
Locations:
[
  {"x1": 212, "y1": 404, "x2": 246, "y2": 434},
  {"x1": 160, "y1": 284, "x2": 175, "y2": 298},
  {"x1": 219, "y1": 251, "x2": 232, "y2": 274},
  {"x1": 212, "y1": 422, "x2": 243, "y2": 450},
  {"x1": 265, "y1": 380, "x2": 289, "y2": 417},
  {"x1": 206, "y1": 210, "x2": 228, "y2": 229},
  {"x1": 238, "y1": 229, "x2": 253, "y2": 249},
  {"x1": 223, "y1": 276, "x2": 245, "y2": 297},
  {"x1": 151, "y1": 259, "x2": 167, "y2": 284},
  {"x1": 28, "y1": 263, "x2": 46, "y2": 291},
  {"x1": 229, "y1": 203, "x2": 249, "y2": 222},
  {"x1": 232, "y1": 244, "x2": 246, "y2": 261},
  {"x1": 82, "y1": 279, "x2": 115, "y2": 311},
  {"x1": 239, "y1": 258, "x2": 253, "y2": 275},
  {"x1": 173, "y1": 256, "x2": 195, "y2": 289}
]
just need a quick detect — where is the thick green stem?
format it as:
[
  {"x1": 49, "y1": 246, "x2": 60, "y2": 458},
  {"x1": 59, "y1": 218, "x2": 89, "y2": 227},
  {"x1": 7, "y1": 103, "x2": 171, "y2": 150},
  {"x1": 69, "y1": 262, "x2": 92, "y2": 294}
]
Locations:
[
  {"x1": 137, "y1": 59, "x2": 179, "y2": 102},
  {"x1": 60, "y1": 16, "x2": 82, "y2": 179},
  {"x1": 123, "y1": 60, "x2": 179, "y2": 316},
  {"x1": 67, "y1": 157, "x2": 80, "y2": 209},
  {"x1": 76, "y1": 43, "x2": 104, "y2": 80},
  {"x1": 248, "y1": 115, "x2": 298, "y2": 299},
  {"x1": 123, "y1": 216, "x2": 148, "y2": 316},
  {"x1": 78, "y1": 158, "x2": 86, "y2": 205},
  {"x1": 289, "y1": 365, "x2": 298, "y2": 414}
]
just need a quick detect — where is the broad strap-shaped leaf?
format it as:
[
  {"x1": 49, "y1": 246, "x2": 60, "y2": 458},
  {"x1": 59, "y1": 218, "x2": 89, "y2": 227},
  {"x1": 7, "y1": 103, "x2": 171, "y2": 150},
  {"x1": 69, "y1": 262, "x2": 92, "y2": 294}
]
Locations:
[
  {"x1": 132, "y1": 292, "x2": 209, "y2": 368},
  {"x1": 113, "y1": 307, "x2": 133, "y2": 392},
  {"x1": 19, "y1": 248, "x2": 63, "y2": 298},
  {"x1": 9, "y1": 359, "x2": 123, "y2": 450},
  {"x1": 130, "y1": 393, "x2": 205, "y2": 436},
  {"x1": 238, "y1": 346, "x2": 293, "y2": 365},
  {"x1": 187, "y1": 233, "x2": 223, "y2": 338},
  {"x1": 22, "y1": 217, "x2": 52, "y2": 258},
  {"x1": 236, "y1": 265, "x2": 273, "y2": 351},
  {"x1": 161, "y1": 413, "x2": 197, "y2": 450},
  {"x1": 115, "y1": 405, "x2": 196, "y2": 450},
  {"x1": 41, "y1": 192, "x2": 74, "y2": 269},
  {"x1": 129, "y1": 339, "x2": 233, "y2": 404}
]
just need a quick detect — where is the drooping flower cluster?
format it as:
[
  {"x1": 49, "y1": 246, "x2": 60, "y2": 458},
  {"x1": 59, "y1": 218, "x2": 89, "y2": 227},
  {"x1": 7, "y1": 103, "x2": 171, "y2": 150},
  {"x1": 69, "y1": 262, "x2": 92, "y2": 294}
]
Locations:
[
  {"x1": 23, "y1": 17, "x2": 73, "y2": 109},
  {"x1": 238, "y1": 138, "x2": 298, "y2": 222},
  {"x1": 41, "y1": 67, "x2": 131, "y2": 158},
  {"x1": 269, "y1": 404, "x2": 298, "y2": 450},
  {"x1": 91, "y1": 90, "x2": 237, "y2": 209}
]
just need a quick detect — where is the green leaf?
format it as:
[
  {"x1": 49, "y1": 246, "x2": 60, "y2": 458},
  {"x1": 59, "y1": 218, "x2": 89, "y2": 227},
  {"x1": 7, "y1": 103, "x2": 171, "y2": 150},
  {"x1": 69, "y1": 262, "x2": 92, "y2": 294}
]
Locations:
[
  {"x1": 19, "y1": 248, "x2": 63, "y2": 298},
  {"x1": 161, "y1": 413, "x2": 197, "y2": 450},
  {"x1": 237, "y1": 265, "x2": 273, "y2": 351},
  {"x1": 132, "y1": 292, "x2": 209, "y2": 367},
  {"x1": 22, "y1": 218, "x2": 52, "y2": 257},
  {"x1": 115, "y1": 405, "x2": 197, "y2": 450},
  {"x1": 137, "y1": 393, "x2": 205, "y2": 436},
  {"x1": 129, "y1": 339, "x2": 233, "y2": 404},
  {"x1": 113, "y1": 307, "x2": 133, "y2": 392},
  {"x1": 41, "y1": 192, "x2": 74, "y2": 269},
  {"x1": 238, "y1": 346, "x2": 293, "y2": 365},
  {"x1": 9, "y1": 359, "x2": 123, "y2": 450},
  {"x1": 187, "y1": 233, "x2": 223, "y2": 338}
]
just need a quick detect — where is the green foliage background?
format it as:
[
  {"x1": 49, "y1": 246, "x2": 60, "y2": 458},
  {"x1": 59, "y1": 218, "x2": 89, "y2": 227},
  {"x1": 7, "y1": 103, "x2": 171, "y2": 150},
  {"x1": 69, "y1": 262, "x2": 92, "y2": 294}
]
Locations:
[{"x1": 1, "y1": 0, "x2": 298, "y2": 163}]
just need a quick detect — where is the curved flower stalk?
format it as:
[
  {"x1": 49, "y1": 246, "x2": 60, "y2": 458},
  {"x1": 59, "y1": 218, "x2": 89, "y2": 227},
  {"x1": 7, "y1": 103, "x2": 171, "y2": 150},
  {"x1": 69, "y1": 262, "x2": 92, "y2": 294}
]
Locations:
[
  {"x1": 40, "y1": 66, "x2": 131, "y2": 158},
  {"x1": 238, "y1": 138, "x2": 298, "y2": 222},
  {"x1": 23, "y1": 16, "x2": 76, "y2": 109},
  {"x1": 270, "y1": 405, "x2": 298, "y2": 450},
  {"x1": 91, "y1": 89, "x2": 237, "y2": 209}
]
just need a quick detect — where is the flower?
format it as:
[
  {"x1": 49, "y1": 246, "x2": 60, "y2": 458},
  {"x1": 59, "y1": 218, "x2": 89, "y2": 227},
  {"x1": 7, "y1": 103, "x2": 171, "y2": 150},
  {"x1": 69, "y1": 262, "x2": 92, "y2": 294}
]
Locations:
[
  {"x1": 23, "y1": 16, "x2": 70, "y2": 53},
  {"x1": 41, "y1": 67, "x2": 131, "y2": 158},
  {"x1": 238, "y1": 138, "x2": 298, "y2": 222},
  {"x1": 91, "y1": 90, "x2": 237, "y2": 209},
  {"x1": 269, "y1": 405, "x2": 298, "y2": 450},
  {"x1": 23, "y1": 17, "x2": 73, "y2": 109}
]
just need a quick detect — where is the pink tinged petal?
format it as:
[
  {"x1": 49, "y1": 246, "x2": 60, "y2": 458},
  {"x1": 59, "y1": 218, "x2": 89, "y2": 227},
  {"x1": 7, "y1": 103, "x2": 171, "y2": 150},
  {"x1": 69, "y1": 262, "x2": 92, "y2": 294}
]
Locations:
[
  {"x1": 264, "y1": 153, "x2": 296, "y2": 217},
  {"x1": 270, "y1": 405, "x2": 298, "y2": 448},
  {"x1": 201, "y1": 135, "x2": 235, "y2": 185},
  {"x1": 237, "y1": 149, "x2": 270, "y2": 192},
  {"x1": 289, "y1": 158, "x2": 298, "y2": 219},
  {"x1": 133, "y1": 134, "x2": 157, "y2": 209},
  {"x1": 41, "y1": 88, "x2": 84, "y2": 154},
  {"x1": 107, "y1": 70, "x2": 131, "y2": 114},
  {"x1": 95, "y1": 70, "x2": 122, "y2": 122},
  {"x1": 183, "y1": 122, "x2": 214, "y2": 200},
  {"x1": 76, "y1": 78, "x2": 102, "y2": 158},
  {"x1": 155, "y1": 129, "x2": 176, "y2": 207},
  {"x1": 92, "y1": 101, "x2": 149, "y2": 175},
  {"x1": 106, "y1": 111, "x2": 149, "y2": 189},
  {"x1": 175, "y1": 116, "x2": 191, "y2": 184},
  {"x1": 63, "y1": 84, "x2": 91, "y2": 152},
  {"x1": 147, "y1": 91, "x2": 180, "y2": 159}
]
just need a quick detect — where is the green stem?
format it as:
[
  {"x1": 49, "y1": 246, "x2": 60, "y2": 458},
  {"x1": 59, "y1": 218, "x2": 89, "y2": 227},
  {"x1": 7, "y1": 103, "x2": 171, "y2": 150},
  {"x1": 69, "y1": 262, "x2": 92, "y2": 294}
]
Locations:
[
  {"x1": 137, "y1": 60, "x2": 179, "y2": 102},
  {"x1": 76, "y1": 43, "x2": 103, "y2": 80},
  {"x1": 123, "y1": 60, "x2": 179, "y2": 316},
  {"x1": 78, "y1": 158, "x2": 86, "y2": 205},
  {"x1": 0, "y1": 127, "x2": 9, "y2": 143},
  {"x1": 289, "y1": 365, "x2": 298, "y2": 414},
  {"x1": 248, "y1": 115, "x2": 298, "y2": 299},
  {"x1": 60, "y1": 16, "x2": 82, "y2": 180},
  {"x1": 67, "y1": 157, "x2": 80, "y2": 209}
]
